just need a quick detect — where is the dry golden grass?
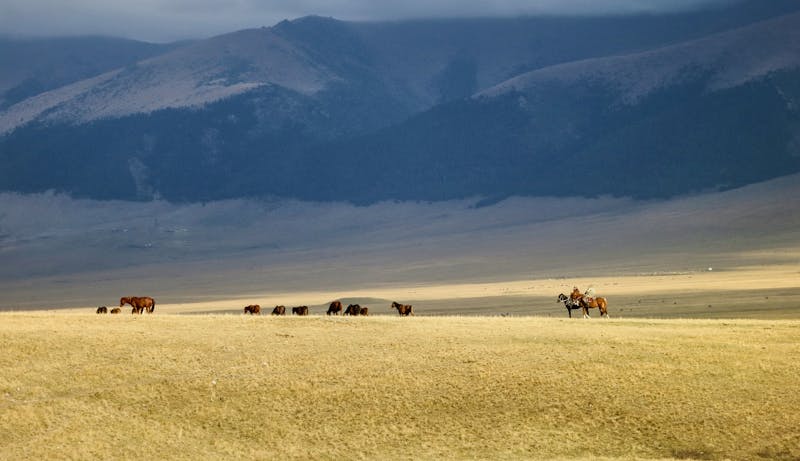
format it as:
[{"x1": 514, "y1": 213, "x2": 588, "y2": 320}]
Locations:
[{"x1": 1, "y1": 313, "x2": 799, "y2": 460}]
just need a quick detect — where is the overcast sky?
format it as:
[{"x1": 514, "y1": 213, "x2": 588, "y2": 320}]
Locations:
[{"x1": 0, "y1": 0, "x2": 740, "y2": 43}]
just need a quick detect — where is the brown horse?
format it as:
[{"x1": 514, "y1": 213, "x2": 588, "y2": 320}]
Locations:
[
  {"x1": 120, "y1": 296, "x2": 155, "y2": 314},
  {"x1": 571, "y1": 288, "x2": 609, "y2": 318},
  {"x1": 359, "y1": 307, "x2": 369, "y2": 316},
  {"x1": 327, "y1": 301, "x2": 343, "y2": 316},
  {"x1": 96, "y1": 306, "x2": 108, "y2": 314},
  {"x1": 110, "y1": 307, "x2": 121, "y2": 314},
  {"x1": 292, "y1": 306, "x2": 309, "y2": 316},
  {"x1": 391, "y1": 301, "x2": 414, "y2": 316},
  {"x1": 272, "y1": 305, "x2": 286, "y2": 315},
  {"x1": 244, "y1": 305, "x2": 261, "y2": 315},
  {"x1": 344, "y1": 304, "x2": 361, "y2": 316}
]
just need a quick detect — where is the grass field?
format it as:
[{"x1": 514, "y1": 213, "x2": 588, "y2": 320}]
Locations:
[{"x1": 2, "y1": 313, "x2": 799, "y2": 460}]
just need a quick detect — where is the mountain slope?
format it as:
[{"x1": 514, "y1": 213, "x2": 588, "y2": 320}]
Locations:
[
  {"x1": 306, "y1": 12, "x2": 800, "y2": 201},
  {"x1": 0, "y1": 36, "x2": 177, "y2": 108},
  {"x1": 0, "y1": 3, "x2": 799, "y2": 203}
]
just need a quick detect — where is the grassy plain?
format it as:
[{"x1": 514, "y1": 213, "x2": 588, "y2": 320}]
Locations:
[{"x1": 2, "y1": 313, "x2": 799, "y2": 460}]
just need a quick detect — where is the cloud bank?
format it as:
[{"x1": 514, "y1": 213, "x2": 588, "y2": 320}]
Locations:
[{"x1": 0, "y1": 0, "x2": 740, "y2": 42}]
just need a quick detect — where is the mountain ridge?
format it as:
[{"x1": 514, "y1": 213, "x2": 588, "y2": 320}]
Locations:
[{"x1": 1, "y1": 4, "x2": 799, "y2": 203}]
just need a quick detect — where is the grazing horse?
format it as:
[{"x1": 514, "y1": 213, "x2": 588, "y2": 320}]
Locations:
[
  {"x1": 359, "y1": 307, "x2": 369, "y2": 316},
  {"x1": 96, "y1": 306, "x2": 108, "y2": 314},
  {"x1": 110, "y1": 307, "x2": 121, "y2": 314},
  {"x1": 327, "y1": 301, "x2": 343, "y2": 316},
  {"x1": 556, "y1": 294, "x2": 582, "y2": 318},
  {"x1": 120, "y1": 296, "x2": 155, "y2": 314},
  {"x1": 344, "y1": 304, "x2": 361, "y2": 316},
  {"x1": 391, "y1": 301, "x2": 414, "y2": 316},
  {"x1": 292, "y1": 306, "x2": 309, "y2": 316},
  {"x1": 244, "y1": 305, "x2": 261, "y2": 315},
  {"x1": 272, "y1": 305, "x2": 286, "y2": 316}
]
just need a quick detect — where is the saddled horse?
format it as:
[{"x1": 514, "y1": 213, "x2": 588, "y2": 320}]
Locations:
[
  {"x1": 556, "y1": 294, "x2": 583, "y2": 318},
  {"x1": 120, "y1": 296, "x2": 155, "y2": 314},
  {"x1": 571, "y1": 287, "x2": 609, "y2": 318}
]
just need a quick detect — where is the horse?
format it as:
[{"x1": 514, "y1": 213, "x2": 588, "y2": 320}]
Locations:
[
  {"x1": 556, "y1": 294, "x2": 582, "y2": 318},
  {"x1": 578, "y1": 296, "x2": 609, "y2": 318},
  {"x1": 110, "y1": 307, "x2": 121, "y2": 314},
  {"x1": 244, "y1": 305, "x2": 261, "y2": 315},
  {"x1": 327, "y1": 301, "x2": 343, "y2": 316},
  {"x1": 96, "y1": 306, "x2": 108, "y2": 314},
  {"x1": 272, "y1": 305, "x2": 286, "y2": 315},
  {"x1": 120, "y1": 296, "x2": 155, "y2": 314},
  {"x1": 571, "y1": 287, "x2": 609, "y2": 318},
  {"x1": 292, "y1": 306, "x2": 309, "y2": 316},
  {"x1": 359, "y1": 307, "x2": 369, "y2": 316},
  {"x1": 391, "y1": 301, "x2": 414, "y2": 316},
  {"x1": 344, "y1": 304, "x2": 361, "y2": 316}
]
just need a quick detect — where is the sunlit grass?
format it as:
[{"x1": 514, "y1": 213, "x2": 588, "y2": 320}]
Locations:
[{"x1": 1, "y1": 313, "x2": 799, "y2": 460}]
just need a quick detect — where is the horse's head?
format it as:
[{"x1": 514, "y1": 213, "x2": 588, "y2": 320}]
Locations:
[
  {"x1": 119, "y1": 297, "x2": 129, "y2": 307},
  {"x1": 557, "y1": 293, "x2": 568, "y2": 303}
]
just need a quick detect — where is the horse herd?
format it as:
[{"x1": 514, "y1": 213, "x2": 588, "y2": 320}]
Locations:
[
  {"x1": 96, "y1": 291, "x2": 607, "y2": 318},
  {"x1": 96, "y1": 297, "x2": 415, "y2": 316}
]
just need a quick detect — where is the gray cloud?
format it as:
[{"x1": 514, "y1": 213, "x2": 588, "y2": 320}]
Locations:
[{"x1": 0, "y1": 0, "x2": 740, "y2": 42}]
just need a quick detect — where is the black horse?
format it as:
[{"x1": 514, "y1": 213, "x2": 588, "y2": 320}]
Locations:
[{"x1": 557, "y1": 293, "x2": 583, "y2": 318}]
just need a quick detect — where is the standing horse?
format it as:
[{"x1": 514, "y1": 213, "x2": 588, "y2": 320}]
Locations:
[
  {"x1": 571, "y1": 288, "x2": 609, "y2": 318},
  {"x1": 556, "y1": 294, "x2": 582, "y2": 318},
  {"x1": 578, "y1": 296, "x2": 609, "y2": 318},
  {"x1": 120, "y1": 296, "x2": 155, "y2": 314},
  {"x1": 391, "y1": 301, "x2": 414, "y2": 316}
]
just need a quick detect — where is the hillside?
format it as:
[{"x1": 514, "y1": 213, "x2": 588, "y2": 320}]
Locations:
[
  {"x1": 0, "y1": 174, "x2": 797, "y2": 314},
  {"x1": 0, "y1": 36, "x2": 177, "y2": 108},
  {"x1": 1, "y1": 3, "x2": 799, "y2": 203}
]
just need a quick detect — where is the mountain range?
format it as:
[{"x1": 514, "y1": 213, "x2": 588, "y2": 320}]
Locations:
[{"x1": 1, "y1": 0, "x2": 799, "y2": 203}]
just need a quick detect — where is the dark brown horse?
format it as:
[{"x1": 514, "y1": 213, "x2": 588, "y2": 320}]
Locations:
[
  {"x1": 327, "y1": 301, "x2": 343, "y2": 316},
  {"x1": 344, "y1": 304, "x2": 361, "y2": 316},
  {"x1": 244, "y1": 304, "x2": 261, "y2": 315},
  {"x1": 120, "y1": 296, "x2": 155, "y2": 314},
  {"x1": 359, "y1": 307, "x2": 369, "y2": 316},
  {"x1": 291, "y1": 306, "x2": 309, "y2": 316},
  {"x1": 272, "y1": 305, "x2": 286, "y2": 315},
  {"x1": 110, "y1": 307, "x2": 121, "y2": 314},
  {"x1": 391, "y1": 301, "x2": 414, "y2": 316},
  {"x1": 96, "y1": 306, "x2": 108, "y2": 314}
]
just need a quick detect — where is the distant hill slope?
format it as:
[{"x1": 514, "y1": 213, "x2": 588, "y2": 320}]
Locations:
[
  {"x1": 309, "y1": 12, "x2": 800, "y2": 201},
  {"x1": 0, "y1": 36, "x2": 178, "y2": 109},
  {"x1": 0, "y1": 1, "x2": 799, "y2": 202}
]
